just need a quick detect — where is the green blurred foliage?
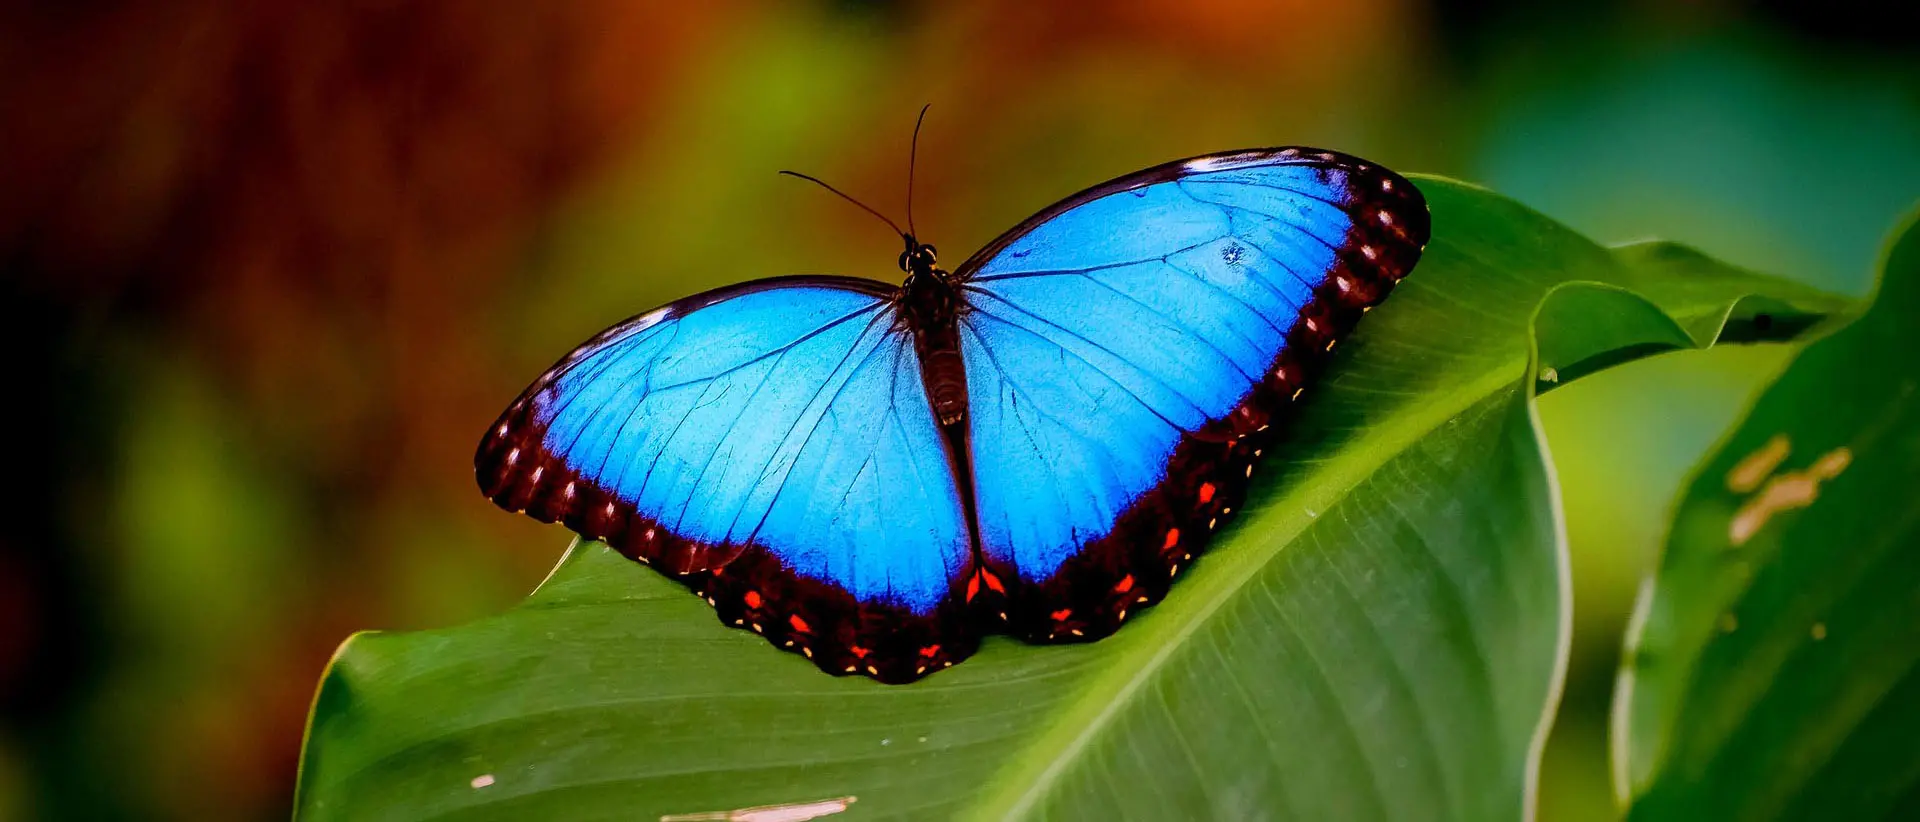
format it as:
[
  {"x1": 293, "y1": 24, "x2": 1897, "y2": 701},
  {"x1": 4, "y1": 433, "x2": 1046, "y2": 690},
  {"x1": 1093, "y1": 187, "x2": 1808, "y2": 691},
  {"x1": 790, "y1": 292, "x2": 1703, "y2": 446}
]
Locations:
[{"x1": 1, "y1": 1, "x2": 1915, "y2": 819}]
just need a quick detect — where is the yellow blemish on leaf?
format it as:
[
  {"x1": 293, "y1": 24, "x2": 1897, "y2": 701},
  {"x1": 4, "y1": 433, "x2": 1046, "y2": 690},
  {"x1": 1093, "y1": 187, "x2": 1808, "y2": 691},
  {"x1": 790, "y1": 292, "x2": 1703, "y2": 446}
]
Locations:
[
  {"x1": 1726, "y1": 434, "x2": 1792, "y2": 493},
  {"x1": 660, "y1": 795, "x2": 857, "y2": 822},
  {"x1": 1811, "y1": 622, "x2": 1828, "y2": 641},
  {"x1": 1728, "y1": 446, "x2": 1853, "y2": 546}
]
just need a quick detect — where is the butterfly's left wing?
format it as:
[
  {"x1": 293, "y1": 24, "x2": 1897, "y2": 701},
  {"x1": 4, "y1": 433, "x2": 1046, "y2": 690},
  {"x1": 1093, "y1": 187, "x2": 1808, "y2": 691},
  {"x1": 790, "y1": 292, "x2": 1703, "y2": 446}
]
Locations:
[
  {"x1": 477, "y1": 277, "x2": 978, "y2": 682},
  {"x1": 954, "y1": 148, "x2": 1429, "y2": 642}
]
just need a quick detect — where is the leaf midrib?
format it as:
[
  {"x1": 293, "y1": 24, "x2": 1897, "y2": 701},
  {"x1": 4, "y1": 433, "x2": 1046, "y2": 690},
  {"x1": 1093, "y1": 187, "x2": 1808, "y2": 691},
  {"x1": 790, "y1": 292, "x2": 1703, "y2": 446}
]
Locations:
[
  {"x1": 978, "y1": 354, "x2": 1533, "y2": 819},
  {"x1": 976, "y1": 285, "x2": 1756, "y2": 820}
]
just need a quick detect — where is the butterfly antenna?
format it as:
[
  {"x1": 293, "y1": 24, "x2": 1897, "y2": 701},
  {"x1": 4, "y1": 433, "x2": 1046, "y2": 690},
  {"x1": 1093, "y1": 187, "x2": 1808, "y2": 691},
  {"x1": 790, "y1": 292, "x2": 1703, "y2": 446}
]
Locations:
[
  {"x1": 779, "y1": 170, "x2": 906, "y2": 239},
  {"x1": 907, "y1": 103, "x2": 930, "y2": 238}
]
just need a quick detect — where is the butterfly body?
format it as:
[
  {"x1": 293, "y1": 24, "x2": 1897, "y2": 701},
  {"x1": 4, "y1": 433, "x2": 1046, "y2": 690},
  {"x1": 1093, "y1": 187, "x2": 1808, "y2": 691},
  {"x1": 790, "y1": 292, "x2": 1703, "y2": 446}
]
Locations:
[
  {"x1": 896, "y1": 242, "x2": 972, "y2": 427},
  {"x1": 478, "y1": 148, "x2": 1429, "y2": 683}
]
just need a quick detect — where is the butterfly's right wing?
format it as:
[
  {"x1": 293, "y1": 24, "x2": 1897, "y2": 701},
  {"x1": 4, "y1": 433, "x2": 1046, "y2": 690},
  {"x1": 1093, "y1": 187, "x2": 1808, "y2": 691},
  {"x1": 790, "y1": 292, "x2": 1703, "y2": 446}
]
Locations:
[
  {"x1": 477, "y1": 276, "x2": 978, "y2": 682},
  {"x1": 953, "y1": 149, "x2": 1429, "y2": 642}
]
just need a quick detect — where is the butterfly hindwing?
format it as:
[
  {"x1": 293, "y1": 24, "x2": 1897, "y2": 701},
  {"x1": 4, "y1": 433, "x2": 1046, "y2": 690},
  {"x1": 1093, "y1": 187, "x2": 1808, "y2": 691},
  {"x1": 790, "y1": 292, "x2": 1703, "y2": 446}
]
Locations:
[
  {"x1": 955, "y1": 149, "x2": 1429, "y2": 642},
  {"x1": 476, "y1": 277, "x2": 979, "y2": 681}
]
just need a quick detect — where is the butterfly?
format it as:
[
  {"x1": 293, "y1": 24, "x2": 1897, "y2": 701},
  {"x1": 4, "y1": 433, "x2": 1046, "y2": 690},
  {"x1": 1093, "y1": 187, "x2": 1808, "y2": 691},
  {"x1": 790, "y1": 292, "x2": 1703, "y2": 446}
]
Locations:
[{"x1": 477, "y1": 132, "x2": 1429, "y2": 683}]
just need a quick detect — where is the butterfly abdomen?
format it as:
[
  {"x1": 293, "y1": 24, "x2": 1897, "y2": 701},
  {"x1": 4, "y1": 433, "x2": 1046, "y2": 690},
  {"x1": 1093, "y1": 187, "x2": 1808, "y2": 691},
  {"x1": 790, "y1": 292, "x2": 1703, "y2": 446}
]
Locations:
[{"x1": 901, "y1": 267, "x2": 971, "y2": 426}]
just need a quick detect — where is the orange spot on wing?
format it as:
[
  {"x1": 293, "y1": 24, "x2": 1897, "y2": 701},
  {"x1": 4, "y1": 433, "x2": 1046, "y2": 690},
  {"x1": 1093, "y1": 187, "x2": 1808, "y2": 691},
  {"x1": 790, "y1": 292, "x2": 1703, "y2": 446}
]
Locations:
[
  {"x1": 1115, "y1": 574, "x2": 1134, "y2": 593},
  {"x1": 1162, "y1": 529, "x2": 1181, "y2": 550},
  {"x1": 788, "y1": 614, "x2": 812, "y2": 634},
  {"x1": 850, "y1": 646, "x2": 870, "y2": 659},
  {"x1": 1198, "y1": 483, "x2": 1216, "y2": 504},
  {"x1": 981, "y1": 569, "x2": 1005, "y2": 594},
  {"x1": 743, "y1": 590, "x2": 762, "y2": 609},
  {"x1": 1050, "y1": 609, "x2": 1073, "y2": 621},
  {"x1": 965, "y1": 572, "x2": 981, "y2": 601}
]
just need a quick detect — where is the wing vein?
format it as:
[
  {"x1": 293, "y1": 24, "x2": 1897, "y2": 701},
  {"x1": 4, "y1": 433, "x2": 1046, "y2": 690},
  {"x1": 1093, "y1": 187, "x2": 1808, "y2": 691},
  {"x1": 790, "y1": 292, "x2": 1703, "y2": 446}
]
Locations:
[
  {"x1": 965, "y1": 290, "x2": 1205, "y2": 425},
  {"x1": 738, "y1": 315, "x2": 900, "y2": 548}
]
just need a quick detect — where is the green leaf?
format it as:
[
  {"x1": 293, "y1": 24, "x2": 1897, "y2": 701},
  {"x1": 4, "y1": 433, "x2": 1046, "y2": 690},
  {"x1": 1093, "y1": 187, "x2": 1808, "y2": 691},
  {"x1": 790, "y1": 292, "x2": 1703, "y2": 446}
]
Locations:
[
  {"x1": 296, "y1": 178, "x2": 1846, "y2": 821},
  {"x1": 1616, "y1": 208, "x2": 1920, "y2": 821}
]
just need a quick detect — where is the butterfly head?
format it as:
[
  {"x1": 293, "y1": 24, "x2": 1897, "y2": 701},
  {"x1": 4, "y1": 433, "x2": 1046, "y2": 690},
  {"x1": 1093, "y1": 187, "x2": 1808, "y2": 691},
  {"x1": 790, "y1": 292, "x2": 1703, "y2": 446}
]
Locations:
[{"x1": 899, "y1": 236, "x2": 940, "y2": 276}]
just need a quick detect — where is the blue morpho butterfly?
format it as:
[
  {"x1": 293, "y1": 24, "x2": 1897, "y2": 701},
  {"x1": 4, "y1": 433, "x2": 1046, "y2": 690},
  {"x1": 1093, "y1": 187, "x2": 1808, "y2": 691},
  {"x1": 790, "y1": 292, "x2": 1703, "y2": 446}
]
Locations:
[{"x1": 478, "y1": 119, "x2": 1429, "y2": 683}]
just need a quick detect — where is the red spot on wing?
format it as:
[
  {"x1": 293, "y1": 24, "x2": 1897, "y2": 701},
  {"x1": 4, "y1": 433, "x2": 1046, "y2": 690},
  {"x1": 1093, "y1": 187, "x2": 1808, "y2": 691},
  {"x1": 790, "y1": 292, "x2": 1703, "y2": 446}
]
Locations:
[
  {"x1": 789, "y1": 614, "x2": 811, "y2": 634},
  {"x1": 1050, "y1": 609, "x2": 1073, "y2": 621},
  {"x1": 981, "y1": 569, "x2": 1006, "y2": 594},
  {"x1": 743, "y1": 590, "x2": 762, "y2": 609},
  {"x1": 1115, "y1": 574, "x2": 1134, "y2": 593},
  {"x1": 1162, "y1": 529, "x2": 1181, "y2": 550},
  {"x1": 1198, "y1": 483, "x2": 1217, "y2": 504}
]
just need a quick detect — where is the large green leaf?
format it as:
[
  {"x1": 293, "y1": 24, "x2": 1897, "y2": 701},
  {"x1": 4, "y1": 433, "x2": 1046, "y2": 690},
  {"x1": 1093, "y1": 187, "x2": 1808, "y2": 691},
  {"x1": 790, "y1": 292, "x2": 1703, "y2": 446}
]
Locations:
[
  {"x1": 1616, "y1": 209, "x2": 1920, "y2": 820},
  {"x1": 295, "y1": 178, "x2": 1845, "y2": 821}
]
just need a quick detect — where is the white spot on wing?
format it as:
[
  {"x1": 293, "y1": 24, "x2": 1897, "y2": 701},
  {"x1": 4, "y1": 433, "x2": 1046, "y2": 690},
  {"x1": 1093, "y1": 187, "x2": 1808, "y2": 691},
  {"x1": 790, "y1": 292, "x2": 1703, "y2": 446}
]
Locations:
[
  {"x1": 1183, "y1": 151, "x2": 1267, "y2": 173},
  {"x1": 1184, "y1": 156, "x2": 1234, "y2": 173},
  {"x1": 629, "y1": 306, "x2": 675, "y2": 334}
]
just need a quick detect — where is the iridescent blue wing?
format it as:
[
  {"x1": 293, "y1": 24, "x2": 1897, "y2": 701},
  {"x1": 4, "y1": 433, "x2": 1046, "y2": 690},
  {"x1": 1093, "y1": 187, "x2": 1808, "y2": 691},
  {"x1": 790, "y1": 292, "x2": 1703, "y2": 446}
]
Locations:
[
  {"x1": 954, "y1": 148, "x2": 1429, "y2": 642},
  {"x1": 477, "y1": 277, "x2": 977, "y2": 681}
]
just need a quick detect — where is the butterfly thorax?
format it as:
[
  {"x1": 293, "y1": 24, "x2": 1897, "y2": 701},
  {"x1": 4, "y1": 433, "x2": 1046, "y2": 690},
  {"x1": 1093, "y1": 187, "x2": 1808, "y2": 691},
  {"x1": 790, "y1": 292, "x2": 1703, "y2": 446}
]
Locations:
[{"x1": 897, "y1": 238, "x2": 971, "y2": 427}]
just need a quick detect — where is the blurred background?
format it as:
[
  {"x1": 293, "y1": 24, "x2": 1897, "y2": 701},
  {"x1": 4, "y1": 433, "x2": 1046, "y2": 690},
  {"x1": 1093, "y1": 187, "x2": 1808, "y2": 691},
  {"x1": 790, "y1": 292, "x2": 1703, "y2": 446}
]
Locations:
[{"x1": 1, "y1": 1, "x2": 1915, "y2": 818}]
